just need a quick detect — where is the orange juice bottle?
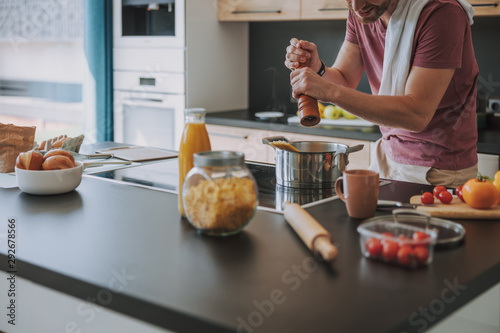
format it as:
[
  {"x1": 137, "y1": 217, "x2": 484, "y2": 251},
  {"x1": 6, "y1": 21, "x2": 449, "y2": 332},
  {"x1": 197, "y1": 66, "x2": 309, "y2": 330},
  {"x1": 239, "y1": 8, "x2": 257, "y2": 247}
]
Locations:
[{"x1": 178, "y1": 108, "x2": 211, "y2": 217}]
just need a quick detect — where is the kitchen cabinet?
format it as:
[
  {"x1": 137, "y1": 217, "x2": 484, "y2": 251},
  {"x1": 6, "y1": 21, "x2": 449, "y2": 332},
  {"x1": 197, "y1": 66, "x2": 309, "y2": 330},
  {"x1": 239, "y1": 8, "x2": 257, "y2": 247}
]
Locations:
[
  {"x1": 218, "y1": 0, "x2": 300, "y2": 21},
  {"x1": 468, "y1": 0, "x2": 500, "y2": 16},
  {"x1": 219, "y1": 0, "x2": 500, "y2": 22},
  {"x1": 206, "y1": 124, "x2": 273, "y2": 163},
  {"x1": 301, "y1": 0, "x2": 349, "y2": 20},
  {"x1": 206, "y1": 124, "x2": 371, "y2": 169}
]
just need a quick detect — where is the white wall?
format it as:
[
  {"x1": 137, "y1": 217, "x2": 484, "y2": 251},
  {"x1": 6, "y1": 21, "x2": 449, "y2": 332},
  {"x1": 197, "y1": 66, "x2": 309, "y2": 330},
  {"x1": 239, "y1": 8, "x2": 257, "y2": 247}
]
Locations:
[{"x1": 0, "y1": 41, "x2": 84, "y2": 83}]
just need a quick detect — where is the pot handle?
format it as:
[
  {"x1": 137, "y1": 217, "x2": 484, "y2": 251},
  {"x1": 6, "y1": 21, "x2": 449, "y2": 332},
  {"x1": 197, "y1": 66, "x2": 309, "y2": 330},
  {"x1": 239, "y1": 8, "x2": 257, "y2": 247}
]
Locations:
[
  {"x1": 340, "y1": 144, "x2": 364, "y2": 166},
  {"x1": 345, "y1": 144, "x2": 364, "y2": 154},
  {"x1": 262, "y1": 136, "x2": 290, "y2": 147}
]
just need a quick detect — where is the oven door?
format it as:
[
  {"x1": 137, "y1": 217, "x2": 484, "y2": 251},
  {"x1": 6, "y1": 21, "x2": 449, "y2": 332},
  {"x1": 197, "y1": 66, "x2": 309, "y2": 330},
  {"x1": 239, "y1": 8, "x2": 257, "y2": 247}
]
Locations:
[
  {"x1": 113, "y1": 0, "x2": 185, "y2": 48},
  {"x1": 114, "y1": 91, "x2": 184, "y2": 150}
]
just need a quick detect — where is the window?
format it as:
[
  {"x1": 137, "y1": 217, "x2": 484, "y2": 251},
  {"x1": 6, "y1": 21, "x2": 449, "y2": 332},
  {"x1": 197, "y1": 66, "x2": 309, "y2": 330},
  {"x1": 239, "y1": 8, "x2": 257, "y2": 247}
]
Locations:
[{"x1": 0, "y1": 0, "x2": 86, "y2": 143}]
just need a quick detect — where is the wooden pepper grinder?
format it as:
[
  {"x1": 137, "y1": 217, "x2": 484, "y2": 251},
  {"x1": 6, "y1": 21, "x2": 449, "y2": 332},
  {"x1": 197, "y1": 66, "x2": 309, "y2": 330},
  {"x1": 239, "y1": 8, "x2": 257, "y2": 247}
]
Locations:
[{"x1": 297, "y1": 58, "x2": 320, "y2": 127}]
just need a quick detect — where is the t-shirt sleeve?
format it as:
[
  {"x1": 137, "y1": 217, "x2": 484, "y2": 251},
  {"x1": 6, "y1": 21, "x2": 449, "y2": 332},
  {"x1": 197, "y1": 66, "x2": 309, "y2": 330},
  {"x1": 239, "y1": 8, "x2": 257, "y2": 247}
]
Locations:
[
  {"x1": 345, "y1": 11, "x2": 358, "y2": 45},
  {"x1": 413, "y1": 4, "x2": 469, "y2": 69}
]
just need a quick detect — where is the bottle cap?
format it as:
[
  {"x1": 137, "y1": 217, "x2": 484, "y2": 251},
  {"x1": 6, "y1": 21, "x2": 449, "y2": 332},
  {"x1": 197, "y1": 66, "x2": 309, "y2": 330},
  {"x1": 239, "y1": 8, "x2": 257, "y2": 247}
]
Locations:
[
  {"x1": 194, "y1": 151, "x2": 245, "y2": 167},
  {"x1": 184, "y1": 108, "x2": 206, "y2": 115}
]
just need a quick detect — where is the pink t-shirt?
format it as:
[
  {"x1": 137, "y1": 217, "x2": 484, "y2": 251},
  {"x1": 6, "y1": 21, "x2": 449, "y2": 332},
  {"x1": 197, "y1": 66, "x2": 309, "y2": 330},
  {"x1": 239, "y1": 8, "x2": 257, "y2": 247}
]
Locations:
[{"x1": 345, "y1": 0, "x2": 479, "y2": 170}]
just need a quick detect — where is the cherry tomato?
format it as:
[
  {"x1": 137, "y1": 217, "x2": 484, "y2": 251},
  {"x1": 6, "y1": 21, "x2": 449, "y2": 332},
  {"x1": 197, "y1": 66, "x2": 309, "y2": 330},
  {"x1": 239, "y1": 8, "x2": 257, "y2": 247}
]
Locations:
[
  {"x1": 462, "y1": 176, "x2": 498, "y2": 209},
  {"x1": 397, "y1": 245, "x2": 415, "y2": 266},
  {"x1": 413, "y1": 246, "x2": 429, "y2": 264},
  {"x1": 397, "y1": 235, "x2": 410, "y2": 246},
  {"x1": 437, "y1": 190, "x2": 453, "y2": 204},
  {"x1": 412, "y1": 231, "x2": 430, "y2": 242},
  {"x1": 382, "y1": 241, "x2": 399, "y2": 261},
  {"x1": 421, "y1": 192, "x2": 434, "y2": 205},
  {"x1": 365, "y1": 237, "x2": 382, "y2": 257},
  {"x1": 455, "y1": 185, "x2": 465, "y2": 202},
  {"x1": 380, "y1": 232, "x2": 394, "y2": 244},
  {"x1": 433, "y1": 185, "x2": 447, "y2": 198},
  {"x1": 382, "y1": 232, "x2": 394, "y2": 238}
]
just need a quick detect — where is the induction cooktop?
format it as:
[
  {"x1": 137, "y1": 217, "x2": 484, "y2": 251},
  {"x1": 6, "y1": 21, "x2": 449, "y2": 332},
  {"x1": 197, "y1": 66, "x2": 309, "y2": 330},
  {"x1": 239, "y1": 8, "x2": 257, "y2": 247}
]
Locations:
[{"x1": 87, "y1": 158, "x2": 341, "y2": 213}]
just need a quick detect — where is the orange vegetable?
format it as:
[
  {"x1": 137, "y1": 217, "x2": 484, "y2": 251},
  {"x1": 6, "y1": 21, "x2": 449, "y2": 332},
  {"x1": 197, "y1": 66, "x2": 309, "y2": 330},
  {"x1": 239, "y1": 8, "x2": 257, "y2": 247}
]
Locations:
[{"x1": 462, "y1": 176, "x2": 498, "y2": 209}]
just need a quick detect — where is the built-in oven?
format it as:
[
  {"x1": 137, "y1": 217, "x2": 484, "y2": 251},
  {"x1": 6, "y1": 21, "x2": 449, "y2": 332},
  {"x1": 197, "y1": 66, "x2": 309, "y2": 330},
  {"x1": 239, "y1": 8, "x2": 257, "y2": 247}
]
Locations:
[
  {"x1": 113, "y1": 70, "x2": 185, "y2": 150},
  {"x1": 113, "y1": 0, "x2": 185, "y2": 48}
]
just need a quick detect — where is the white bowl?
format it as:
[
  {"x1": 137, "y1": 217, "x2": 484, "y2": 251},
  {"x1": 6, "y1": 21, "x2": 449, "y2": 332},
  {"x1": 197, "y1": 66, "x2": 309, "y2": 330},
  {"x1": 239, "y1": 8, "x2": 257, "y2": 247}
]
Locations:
[{"x1": 15, "y1": 162, "x2": 83, "y2": 195}]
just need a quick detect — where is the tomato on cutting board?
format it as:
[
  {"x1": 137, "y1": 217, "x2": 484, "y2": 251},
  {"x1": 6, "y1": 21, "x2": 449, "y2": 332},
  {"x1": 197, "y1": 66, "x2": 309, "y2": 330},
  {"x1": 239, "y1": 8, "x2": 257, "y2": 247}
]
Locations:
[
  {"x1": 433, "y1": 185, "x2": 447, "y2": 198},
  {"x1": 462, "y1": 176, "x2": 498, "y2": 209},
  {"x1": 494, "y1": 171, "x2": 500, "y2": 204},
  {"x1": 437, "y1": 190, "x2": 453, "y2": 204},
  {"x1": 455, "y1": 185, "x2": 465, "y2": 202},
  {"x1": 421, "y1": 192, "x2": 434, "y2": 205}
]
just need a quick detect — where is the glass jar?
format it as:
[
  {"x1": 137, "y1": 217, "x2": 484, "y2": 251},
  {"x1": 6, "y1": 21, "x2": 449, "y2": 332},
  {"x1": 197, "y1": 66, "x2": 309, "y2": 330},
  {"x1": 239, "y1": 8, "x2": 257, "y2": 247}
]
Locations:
[
  {"x1": 182, "y1": 151, "x2": 259, "y2": 236},
  {"x1": 178, "y1": 108, "x2": 211, "y2": 217}
]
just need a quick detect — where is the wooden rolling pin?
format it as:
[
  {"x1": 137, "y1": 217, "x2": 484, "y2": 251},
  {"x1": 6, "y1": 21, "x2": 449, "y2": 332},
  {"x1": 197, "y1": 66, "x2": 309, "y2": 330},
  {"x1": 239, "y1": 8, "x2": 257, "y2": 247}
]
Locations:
[
  {"x1": 283, "y1": 202, "x2": 338, "y2": 261},
  {"x1": 297, "y1": 59, "x2": 320, "y2": 127}
]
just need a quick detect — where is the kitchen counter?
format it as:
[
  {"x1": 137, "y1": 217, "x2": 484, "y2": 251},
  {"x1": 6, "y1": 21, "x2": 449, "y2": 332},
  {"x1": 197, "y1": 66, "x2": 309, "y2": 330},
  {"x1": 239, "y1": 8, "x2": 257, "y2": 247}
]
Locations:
[
  {"x1": 206, "y1": 110, "x2": 500, "y2": 155},
  {"x1": 1, "y1": 152, "x2": 500, "y2": 333}
]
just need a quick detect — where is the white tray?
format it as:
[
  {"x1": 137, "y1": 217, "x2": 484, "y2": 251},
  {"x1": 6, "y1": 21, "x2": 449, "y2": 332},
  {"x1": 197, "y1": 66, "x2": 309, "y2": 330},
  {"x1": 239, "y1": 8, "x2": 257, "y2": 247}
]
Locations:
[{"x1": 287, "y1": 116, "x2": 376, "y2": 128}]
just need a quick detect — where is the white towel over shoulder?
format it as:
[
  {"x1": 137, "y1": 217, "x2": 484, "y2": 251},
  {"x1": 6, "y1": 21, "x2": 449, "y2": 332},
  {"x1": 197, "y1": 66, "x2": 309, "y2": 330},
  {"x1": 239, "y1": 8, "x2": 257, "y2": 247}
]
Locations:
[{"x1": 378, "y1": 0, "x2": 475, "y2": 96}]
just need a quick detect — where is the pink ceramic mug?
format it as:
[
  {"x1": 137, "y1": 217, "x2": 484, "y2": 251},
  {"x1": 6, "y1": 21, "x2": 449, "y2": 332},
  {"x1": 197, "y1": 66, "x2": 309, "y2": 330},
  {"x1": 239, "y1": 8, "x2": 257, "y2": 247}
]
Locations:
[{"x1": 334, "y1": 170, "x2": 379, "y2": 219}]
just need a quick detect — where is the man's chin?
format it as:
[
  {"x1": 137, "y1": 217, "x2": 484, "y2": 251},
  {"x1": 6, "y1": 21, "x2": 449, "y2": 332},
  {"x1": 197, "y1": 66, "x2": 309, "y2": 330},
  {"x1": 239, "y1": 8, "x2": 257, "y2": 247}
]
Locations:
[{"x1": 356, "y1": 15, "x2": 378, "y2": 24}]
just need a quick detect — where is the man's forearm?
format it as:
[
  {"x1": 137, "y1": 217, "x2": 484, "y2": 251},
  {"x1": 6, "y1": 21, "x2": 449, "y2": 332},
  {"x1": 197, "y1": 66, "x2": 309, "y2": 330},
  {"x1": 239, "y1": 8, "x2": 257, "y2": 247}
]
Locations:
[{"x1": 322, "y1": 66, "x2": 359, "y2": 90}]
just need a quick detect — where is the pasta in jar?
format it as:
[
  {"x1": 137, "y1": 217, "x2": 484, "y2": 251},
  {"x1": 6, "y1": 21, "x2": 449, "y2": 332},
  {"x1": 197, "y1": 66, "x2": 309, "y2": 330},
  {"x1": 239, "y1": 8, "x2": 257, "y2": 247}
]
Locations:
[{"x1": 182, "y1": 151, "x2": 258, "y2": 236}]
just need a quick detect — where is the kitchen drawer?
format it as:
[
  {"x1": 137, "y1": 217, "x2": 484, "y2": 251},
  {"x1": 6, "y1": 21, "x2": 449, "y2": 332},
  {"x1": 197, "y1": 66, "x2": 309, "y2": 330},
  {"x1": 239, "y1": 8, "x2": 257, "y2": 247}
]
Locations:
[
  {"x1": 468, "y1": 0, "x2": 500, "y2": 16},
  {"x1": 114, "y1": 72, "x2": 185, "y2": 94},
  {"x1": 301, "y1": 0, "x2": 349, "y2": 20},
  {"x1": 218, "y1": 0, "x2": 300, "y2": 21},
  {"x1": 113, "y1": 48, "x2": 185, "y2": 73},
  {"x1": 206, "y1": 124, "x2": 274, "y2": 163}
]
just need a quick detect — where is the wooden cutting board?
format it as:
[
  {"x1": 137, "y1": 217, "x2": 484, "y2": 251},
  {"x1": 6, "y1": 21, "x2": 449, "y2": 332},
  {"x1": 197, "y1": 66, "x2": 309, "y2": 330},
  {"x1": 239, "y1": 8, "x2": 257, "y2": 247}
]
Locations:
[{"x1": 409, "y1": 195, "x2": 500, "y2": 220}]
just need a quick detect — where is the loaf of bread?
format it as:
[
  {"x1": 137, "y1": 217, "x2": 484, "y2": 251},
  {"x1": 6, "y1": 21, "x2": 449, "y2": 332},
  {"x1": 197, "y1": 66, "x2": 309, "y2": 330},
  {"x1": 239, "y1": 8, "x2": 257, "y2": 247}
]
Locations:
[
  {"x1": 15, "y1": 150, "x2": 44, "y2": 170},
  {"x1": 42, "y1": 155, "x2": 75, "y2": 170},
  {"x1": 39, "y1": 135, "x2": 68, "y2": 151},
  {"x1": 43, "y1": 149, "x2": 75, "y2": 166},
  {"x1": 16, "y1": 148, "x2": 76, "y2": 171}
]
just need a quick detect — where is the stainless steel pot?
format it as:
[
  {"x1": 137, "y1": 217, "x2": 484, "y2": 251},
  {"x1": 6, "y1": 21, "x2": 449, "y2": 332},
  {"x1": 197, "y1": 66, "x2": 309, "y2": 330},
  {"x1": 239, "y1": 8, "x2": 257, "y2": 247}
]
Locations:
[{"x1": 263, "y1": 136, "x2": 364, "y2": 188}]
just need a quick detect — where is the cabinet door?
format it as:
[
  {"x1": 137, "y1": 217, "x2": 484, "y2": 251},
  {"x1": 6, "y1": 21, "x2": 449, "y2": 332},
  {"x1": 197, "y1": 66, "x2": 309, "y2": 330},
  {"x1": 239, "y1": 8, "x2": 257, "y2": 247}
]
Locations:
[
  {"x1": 468, "y1": 0, "x2": 500, "y2": 16},
  {"x1": 301, "y1": 0, "x2": 350, "y2": 20},
  {"x1": 206, "y1": 124, "x2": 274, "y2": 163},
  {"x1": 218, "y1": 0, "x2": 300, "y2": 21}
]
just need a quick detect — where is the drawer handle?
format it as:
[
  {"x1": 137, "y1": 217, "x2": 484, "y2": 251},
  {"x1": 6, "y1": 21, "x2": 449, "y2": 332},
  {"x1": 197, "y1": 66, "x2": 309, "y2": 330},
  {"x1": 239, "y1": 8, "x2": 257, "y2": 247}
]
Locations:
[
  {"x1": 208, "y1": 132, "x2": 248, "y2": 140},
  {"x1": 318, "y1": 7, "x2": 349, "y2": 11},
  {"x1": 231, "y1": 10, "x2": 282, "y2": 14},
  {"x1": 471, "y1": 3, "x2": 498, "y2": 7}
]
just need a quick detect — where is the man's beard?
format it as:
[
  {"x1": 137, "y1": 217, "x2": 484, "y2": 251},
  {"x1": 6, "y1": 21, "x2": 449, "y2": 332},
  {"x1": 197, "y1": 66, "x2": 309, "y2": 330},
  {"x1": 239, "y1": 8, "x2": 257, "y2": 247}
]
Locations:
[{"x1": 350, "y1": 0, "x2": 391, "y2": 24}]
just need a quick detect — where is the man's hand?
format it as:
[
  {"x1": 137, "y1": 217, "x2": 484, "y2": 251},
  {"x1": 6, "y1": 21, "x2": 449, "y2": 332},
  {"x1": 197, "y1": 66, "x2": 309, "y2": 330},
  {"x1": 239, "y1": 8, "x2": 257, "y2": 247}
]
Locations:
[
  {"x1": 285, "y1": 38, "x2": 322, "y2": 73},
  {"x1": 290, "y1": 67, "x2": 331, "y2": 101}
]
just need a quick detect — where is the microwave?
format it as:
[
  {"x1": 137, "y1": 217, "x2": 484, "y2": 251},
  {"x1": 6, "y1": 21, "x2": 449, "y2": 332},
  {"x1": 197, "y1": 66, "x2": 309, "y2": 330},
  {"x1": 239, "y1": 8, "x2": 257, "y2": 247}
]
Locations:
[{"x1": 113, "y1": 0, "x2": 185, "y2": 48}]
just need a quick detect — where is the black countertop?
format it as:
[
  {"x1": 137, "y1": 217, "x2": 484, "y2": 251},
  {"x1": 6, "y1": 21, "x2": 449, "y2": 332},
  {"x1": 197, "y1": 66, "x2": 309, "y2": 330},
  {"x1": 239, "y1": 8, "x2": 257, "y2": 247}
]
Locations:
[
  {"x1": 206, "y1": 110, "x2": 500, "y2": 155},
  {"x1": 1, "y1": 156, "x2": 500, "y2": 333}
]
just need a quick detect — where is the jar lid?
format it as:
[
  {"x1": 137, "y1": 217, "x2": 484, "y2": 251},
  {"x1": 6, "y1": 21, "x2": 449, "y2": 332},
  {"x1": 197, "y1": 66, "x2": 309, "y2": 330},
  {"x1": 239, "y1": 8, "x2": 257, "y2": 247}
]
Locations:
[
  {"x1": 194, "y1": 151, "x2": 245, "y2": 167},
  {"x1": 184, "y1": 108, "x2": 206, "y2": 115}
]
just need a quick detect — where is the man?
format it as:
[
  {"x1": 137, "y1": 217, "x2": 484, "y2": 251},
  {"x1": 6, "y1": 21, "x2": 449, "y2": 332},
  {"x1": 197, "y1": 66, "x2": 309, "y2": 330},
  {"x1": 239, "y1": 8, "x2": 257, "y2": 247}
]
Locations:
[{"x1": 285, "y1": 0, "x2": 479, "y2": 187}]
